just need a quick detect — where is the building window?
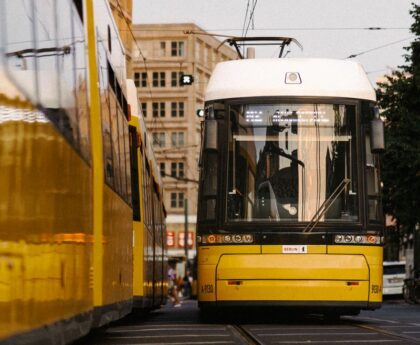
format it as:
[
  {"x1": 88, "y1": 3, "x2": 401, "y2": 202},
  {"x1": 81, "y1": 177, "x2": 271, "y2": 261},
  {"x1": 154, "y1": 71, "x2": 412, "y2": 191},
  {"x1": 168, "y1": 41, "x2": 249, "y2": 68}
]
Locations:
[
  {"x1": 160, "y1": 162, "x2": 166, "y2": 177},
  {"x1": 170, "y1": 162, "x2": 176, "y2": 177},
  {"x1": 134, "y1": 72, "x2": 147, "y2": 87},
  {"x1": 141, "y1": 102, "x2": 147, "y2": 117},
  {"x1": 152, "y1": 102, "x2": 165, "y2": 117},
  {"x1": 159, "y1": 41, "x2": 166, "y2": 56},
  {"x1": 152, "y1": 132, "x2": 165, "y2": 147},
  {"x1": 178, "y1": 162, "x2": 184, "y2": 177},
  {"x1": 171, "y1": 102, "x2": 184, "y2": 117},
  {"x1": 170, "y1": 162, "x2": 184, "y2": 178},
  {"x1": 178, "y1": 193, "x2": 184, "y2": 208},
  {"x1": 152, "y1": 71, "x2": 165, "y2": 87},
  {"x1": 171, "y1": 71, "x2": 183, "y2": 87},
  {"x1": 171, "y1": 192, "x2": 185, "y2": 208},
  {"x1": 171, "y1": 132, "x2": 185, "y2": 147},
  {"x1": 171, "y1": 41, "x2": 184, "y2": 57}
]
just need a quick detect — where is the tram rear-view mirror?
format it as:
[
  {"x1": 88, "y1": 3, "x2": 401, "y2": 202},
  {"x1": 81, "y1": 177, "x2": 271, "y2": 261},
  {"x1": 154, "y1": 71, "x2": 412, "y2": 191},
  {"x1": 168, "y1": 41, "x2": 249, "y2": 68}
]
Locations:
[
  {"x1": 370, "y1": 110, "x2": 385, "y2": 153},
  {"x1": 205, "y1": 120, "x2": 218, "y2": 150}
]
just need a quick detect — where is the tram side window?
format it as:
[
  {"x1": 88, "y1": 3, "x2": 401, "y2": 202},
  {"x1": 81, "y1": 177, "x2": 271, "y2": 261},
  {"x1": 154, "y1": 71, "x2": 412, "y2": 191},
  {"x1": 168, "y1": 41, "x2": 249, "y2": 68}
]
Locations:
[
  {"x1": 73, "y1": 10, "x2": 91, "y2": 162},
  {"x1": 124, "y1": 120, "x2": 131, "y2": 202},
  {"x1": 97, "y1": 43, "x2": 114, "y2": 186},
  {"x1": 142, "y1": 158, "x2": 150, "y2": 228},
  {"x1": 144, "y1": 160, "x2": 152, "y2": 229},
  {"x1": 141, "y1": 151, "x2": 148, "y2": 226},
  {"x1": 198, "y1": 111, "x2": 221, "y2": 221},
  {"x1": 2, "y1": 1, "x2": 90, "y2": 162},
  {"x1": 365, "y1": 130, "x2": 381, "y2": 222},
  {"x1": 109, "y1": 88, "x2": 122, "y2": 194},
  {"x1": 57, "y1": 0, "x2": 80, "y2": 148},
  {"x1": 34, "y1": 1, "x2": 60, "y2": 120},
  {"x1": 129, "y1": 127, "x2": 141, "y2": 221},
  {"x1": 199, "y1": 151, "x2": 218, "y2": 220},
  {"x1": 118, "y1": 107, "x2": 128, "y2": 199}
]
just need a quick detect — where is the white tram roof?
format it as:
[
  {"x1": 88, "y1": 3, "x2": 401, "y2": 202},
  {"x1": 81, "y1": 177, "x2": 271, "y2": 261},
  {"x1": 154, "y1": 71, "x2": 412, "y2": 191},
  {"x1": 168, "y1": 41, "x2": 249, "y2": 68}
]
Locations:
[{"x1": 205, "y1": 58, "x2": 376, "y2": 102}]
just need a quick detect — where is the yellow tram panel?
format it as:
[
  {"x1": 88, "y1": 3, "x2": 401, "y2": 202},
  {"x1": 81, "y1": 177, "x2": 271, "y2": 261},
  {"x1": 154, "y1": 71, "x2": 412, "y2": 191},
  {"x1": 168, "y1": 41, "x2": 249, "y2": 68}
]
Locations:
[
  {"x1": 217, "y1": 280, "x2": 369, "y2": 302},
  {"x1": 198, "y1": 245, "x2": 260, "y2": 265},
  {"x1": 216, "y1": 254, "x2": 369, "y2": 281},
  {"x1": 101, "y1": 186, "x2": 133, "y2": 306},
  {"x1": 328, "y1": 245, "x2": 384, "y2": 303},
  {"x1": 0, "y1": 110, "x2": 93, "y2": 339},
  {"x1": 328, "y1": 245, "x2": 383, "y2": 265}
]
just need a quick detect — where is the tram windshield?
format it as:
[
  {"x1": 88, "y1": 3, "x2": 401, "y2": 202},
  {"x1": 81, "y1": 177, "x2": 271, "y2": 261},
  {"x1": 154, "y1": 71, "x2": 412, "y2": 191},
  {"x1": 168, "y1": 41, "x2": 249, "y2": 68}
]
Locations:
[{"x1": 227, "y1": 103, "x2": 359, "y2": 223}]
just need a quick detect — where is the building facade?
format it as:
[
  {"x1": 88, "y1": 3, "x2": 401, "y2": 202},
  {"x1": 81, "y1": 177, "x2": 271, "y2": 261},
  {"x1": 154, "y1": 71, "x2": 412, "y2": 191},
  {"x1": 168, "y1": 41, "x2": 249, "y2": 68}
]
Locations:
[
  {"x1": 132, "y1": 23, "x2": 237, "y2": 259},
  {"x1": 108, "y1": 0, "x2": 133, "y2": 77}
]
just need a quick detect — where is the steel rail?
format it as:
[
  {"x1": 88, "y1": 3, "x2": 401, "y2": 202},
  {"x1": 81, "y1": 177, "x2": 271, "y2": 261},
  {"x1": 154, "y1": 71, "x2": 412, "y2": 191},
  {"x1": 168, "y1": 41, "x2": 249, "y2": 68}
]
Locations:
[{"x1": 229, "y1": 325, "x2": 264, "y2": 345}]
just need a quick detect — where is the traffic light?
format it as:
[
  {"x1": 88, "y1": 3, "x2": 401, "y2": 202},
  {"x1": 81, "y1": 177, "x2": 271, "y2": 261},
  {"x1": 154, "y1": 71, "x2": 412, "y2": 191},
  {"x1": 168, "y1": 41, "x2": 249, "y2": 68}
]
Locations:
[{"x1": 180, "y1": 74, "x2": 194, "y2": 86}]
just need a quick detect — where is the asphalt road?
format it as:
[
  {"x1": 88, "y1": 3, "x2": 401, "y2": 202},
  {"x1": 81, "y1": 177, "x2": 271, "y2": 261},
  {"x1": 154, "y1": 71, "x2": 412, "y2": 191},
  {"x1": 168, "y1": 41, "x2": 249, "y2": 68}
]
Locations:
[{"x1": 75, "y1": 298, "x2": 420, "y2": 345}]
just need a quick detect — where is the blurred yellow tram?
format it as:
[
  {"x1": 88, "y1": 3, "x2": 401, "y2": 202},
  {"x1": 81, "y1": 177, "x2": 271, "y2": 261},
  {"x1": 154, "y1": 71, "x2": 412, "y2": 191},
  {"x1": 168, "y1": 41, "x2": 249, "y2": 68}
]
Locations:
[
  {"x1": 197, "y1": 38, "x2": 385, "y2": 317},
  {"x1": 0, "y1": 1, "x2": 166, "y2": 344}
]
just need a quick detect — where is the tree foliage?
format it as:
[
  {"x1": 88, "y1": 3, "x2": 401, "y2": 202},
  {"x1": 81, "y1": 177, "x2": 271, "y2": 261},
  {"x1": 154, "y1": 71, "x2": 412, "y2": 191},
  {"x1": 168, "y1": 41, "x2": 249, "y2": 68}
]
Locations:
[{"x1": 376, "y1": 3, "x2": 420, "y2": 235}]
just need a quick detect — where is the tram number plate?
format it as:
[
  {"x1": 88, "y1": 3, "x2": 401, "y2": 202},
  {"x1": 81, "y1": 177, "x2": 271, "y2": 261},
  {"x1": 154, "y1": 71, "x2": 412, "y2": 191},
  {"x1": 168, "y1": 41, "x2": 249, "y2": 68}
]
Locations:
[
  {"x1": 201, "y1": 284, "x2": 214, "y2": 294},
  {"x1": 282, "y1": 245, "x2": 307, "y2": 254},
  {"x1": 371, "y1": 284, "x2": 381, "y2": 294}
]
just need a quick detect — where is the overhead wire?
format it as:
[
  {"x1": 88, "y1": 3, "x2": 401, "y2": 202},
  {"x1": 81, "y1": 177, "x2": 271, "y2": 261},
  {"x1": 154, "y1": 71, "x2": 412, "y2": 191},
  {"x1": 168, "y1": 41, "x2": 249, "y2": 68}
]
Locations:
[
  {"x1": 243, "y1": 0, "x2": 258, "y2": 37},
  {"x1": 345, "y1": 36, "x2": 415, "y2": 59},
  {"x1": 242, "y1": 0, "x2": 258, "y2": 55},
  {"x1": 126, "y1": 27, "x2": 410, "y2": 32},
  {"x1": 240, "y1": 0, "x2": 250, "y2": 38}
]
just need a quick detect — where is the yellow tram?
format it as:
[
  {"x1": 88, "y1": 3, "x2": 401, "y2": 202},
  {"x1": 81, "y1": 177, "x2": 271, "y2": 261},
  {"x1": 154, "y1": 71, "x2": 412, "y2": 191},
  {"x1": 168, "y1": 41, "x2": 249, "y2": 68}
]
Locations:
[
  {"x1": 0, "y1": 0, "x2": 166, "y2": 343},
  {"x1": 197, "y1": 38, "x2": 385, "y2": 317}
]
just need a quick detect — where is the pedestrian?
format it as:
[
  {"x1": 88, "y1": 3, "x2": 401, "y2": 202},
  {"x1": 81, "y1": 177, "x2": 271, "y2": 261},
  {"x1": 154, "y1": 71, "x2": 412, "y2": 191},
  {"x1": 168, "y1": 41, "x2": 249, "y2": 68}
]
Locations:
[
  {"x1": 183, "y1": 270, "x2": 192, "y2": 298},
  {"x1": 168, "y1": 266, "x2": 181, "y2": 307}
]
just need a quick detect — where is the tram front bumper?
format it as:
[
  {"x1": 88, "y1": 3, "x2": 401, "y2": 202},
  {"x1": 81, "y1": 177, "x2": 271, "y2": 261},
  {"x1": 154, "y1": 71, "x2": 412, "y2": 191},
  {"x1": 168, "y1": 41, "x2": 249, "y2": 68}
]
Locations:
[{"x1": 213, "y1": 254, "x2": 372, "y2": 305}]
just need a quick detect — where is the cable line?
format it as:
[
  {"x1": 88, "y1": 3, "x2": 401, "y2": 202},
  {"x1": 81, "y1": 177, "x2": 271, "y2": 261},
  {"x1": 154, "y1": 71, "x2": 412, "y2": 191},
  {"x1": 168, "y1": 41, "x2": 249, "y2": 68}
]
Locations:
[
  {"x1": 243, "y1": 0, "x2": 258, "y2": 38},
  {"x1": 345, "y1": 36, "x2": 415, "y2": 59},
  {"x1": 241, "y1": 0, "x2": 250, "y2": 38},
  {"x1": 127, "y1": 27, "x2": 410, "y2": 32}
]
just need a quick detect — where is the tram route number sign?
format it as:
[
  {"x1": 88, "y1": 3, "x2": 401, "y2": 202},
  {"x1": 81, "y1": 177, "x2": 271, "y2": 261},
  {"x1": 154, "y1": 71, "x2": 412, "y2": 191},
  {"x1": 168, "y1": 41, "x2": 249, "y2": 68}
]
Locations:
[{"x1": 282, "y1": 245, "x2": 307, "y2": 254}]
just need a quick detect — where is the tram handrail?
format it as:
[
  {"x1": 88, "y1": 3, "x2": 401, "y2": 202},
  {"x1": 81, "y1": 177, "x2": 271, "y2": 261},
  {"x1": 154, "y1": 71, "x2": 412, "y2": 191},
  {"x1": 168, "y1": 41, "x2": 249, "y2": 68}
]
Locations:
[{"x1": 303, "y1": 178, "x2": 351, "y2": 233}]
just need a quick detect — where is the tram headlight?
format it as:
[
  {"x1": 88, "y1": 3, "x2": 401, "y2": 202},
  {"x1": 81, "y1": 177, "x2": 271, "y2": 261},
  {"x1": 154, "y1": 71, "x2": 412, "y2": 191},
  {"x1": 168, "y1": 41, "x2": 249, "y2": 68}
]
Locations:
[
  {"x1": 334, "y1": 234, "x2": 382, "y2": 245},
  {"x1": 198, "y1": 234, "x2": 254, "y2": 245},
  {"x1": 224, "y1": 235, "x2": 232, "y2": 243},
  {"x1": 354, "y1": 235, "x2": 363, "y2": 243}
]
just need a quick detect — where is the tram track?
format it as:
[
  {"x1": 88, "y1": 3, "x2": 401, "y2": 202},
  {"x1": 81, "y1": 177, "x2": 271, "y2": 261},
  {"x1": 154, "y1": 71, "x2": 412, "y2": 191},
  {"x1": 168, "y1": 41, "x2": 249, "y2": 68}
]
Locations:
[
  {"x1": 347, "y1": 319, "x2": 420, "y2": 343},
  {"x1": 229, "y1": 325, "x2": 263, "y2": 345},
  {"x1": 228, "y1": 314, "x2": 420, "y2": 345}
]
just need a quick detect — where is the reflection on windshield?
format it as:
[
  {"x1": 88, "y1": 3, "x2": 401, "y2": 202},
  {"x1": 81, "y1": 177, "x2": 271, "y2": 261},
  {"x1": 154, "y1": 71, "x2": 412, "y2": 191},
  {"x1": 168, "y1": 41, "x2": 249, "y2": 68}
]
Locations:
[{"x1": 227, "y1": 103, "x2": 358, "y2": 223}]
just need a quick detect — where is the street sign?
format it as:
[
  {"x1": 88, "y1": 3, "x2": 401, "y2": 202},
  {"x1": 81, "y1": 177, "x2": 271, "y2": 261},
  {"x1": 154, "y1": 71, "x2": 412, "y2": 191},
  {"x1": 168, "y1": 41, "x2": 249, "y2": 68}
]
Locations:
[{"x1": 180, "y1": 74, "x2": 194, "y2": 85}]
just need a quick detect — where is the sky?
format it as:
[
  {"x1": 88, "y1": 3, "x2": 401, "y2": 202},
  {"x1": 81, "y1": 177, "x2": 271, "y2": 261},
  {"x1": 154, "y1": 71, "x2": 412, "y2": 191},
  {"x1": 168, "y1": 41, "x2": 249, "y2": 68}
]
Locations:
[{"x1": 133, "y1": 0, "x2": 416, "y2": 86}]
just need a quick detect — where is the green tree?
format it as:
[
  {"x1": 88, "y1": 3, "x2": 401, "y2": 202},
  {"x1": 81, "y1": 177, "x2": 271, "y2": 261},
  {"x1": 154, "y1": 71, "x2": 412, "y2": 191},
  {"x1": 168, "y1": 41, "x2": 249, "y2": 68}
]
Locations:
[{"x1": 376, "y1": 3, "x2": 420, "y2": 239}]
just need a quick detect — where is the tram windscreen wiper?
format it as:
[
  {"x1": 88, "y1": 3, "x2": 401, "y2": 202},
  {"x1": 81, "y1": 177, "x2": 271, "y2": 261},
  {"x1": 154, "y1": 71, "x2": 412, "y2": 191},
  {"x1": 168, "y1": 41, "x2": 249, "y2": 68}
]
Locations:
[
  {"x1": 266, "y1": 141, "x2": 305, "y2": 167},
  {"x1": 303, "y1": 178, "x2": 351, "y2": 233}
]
